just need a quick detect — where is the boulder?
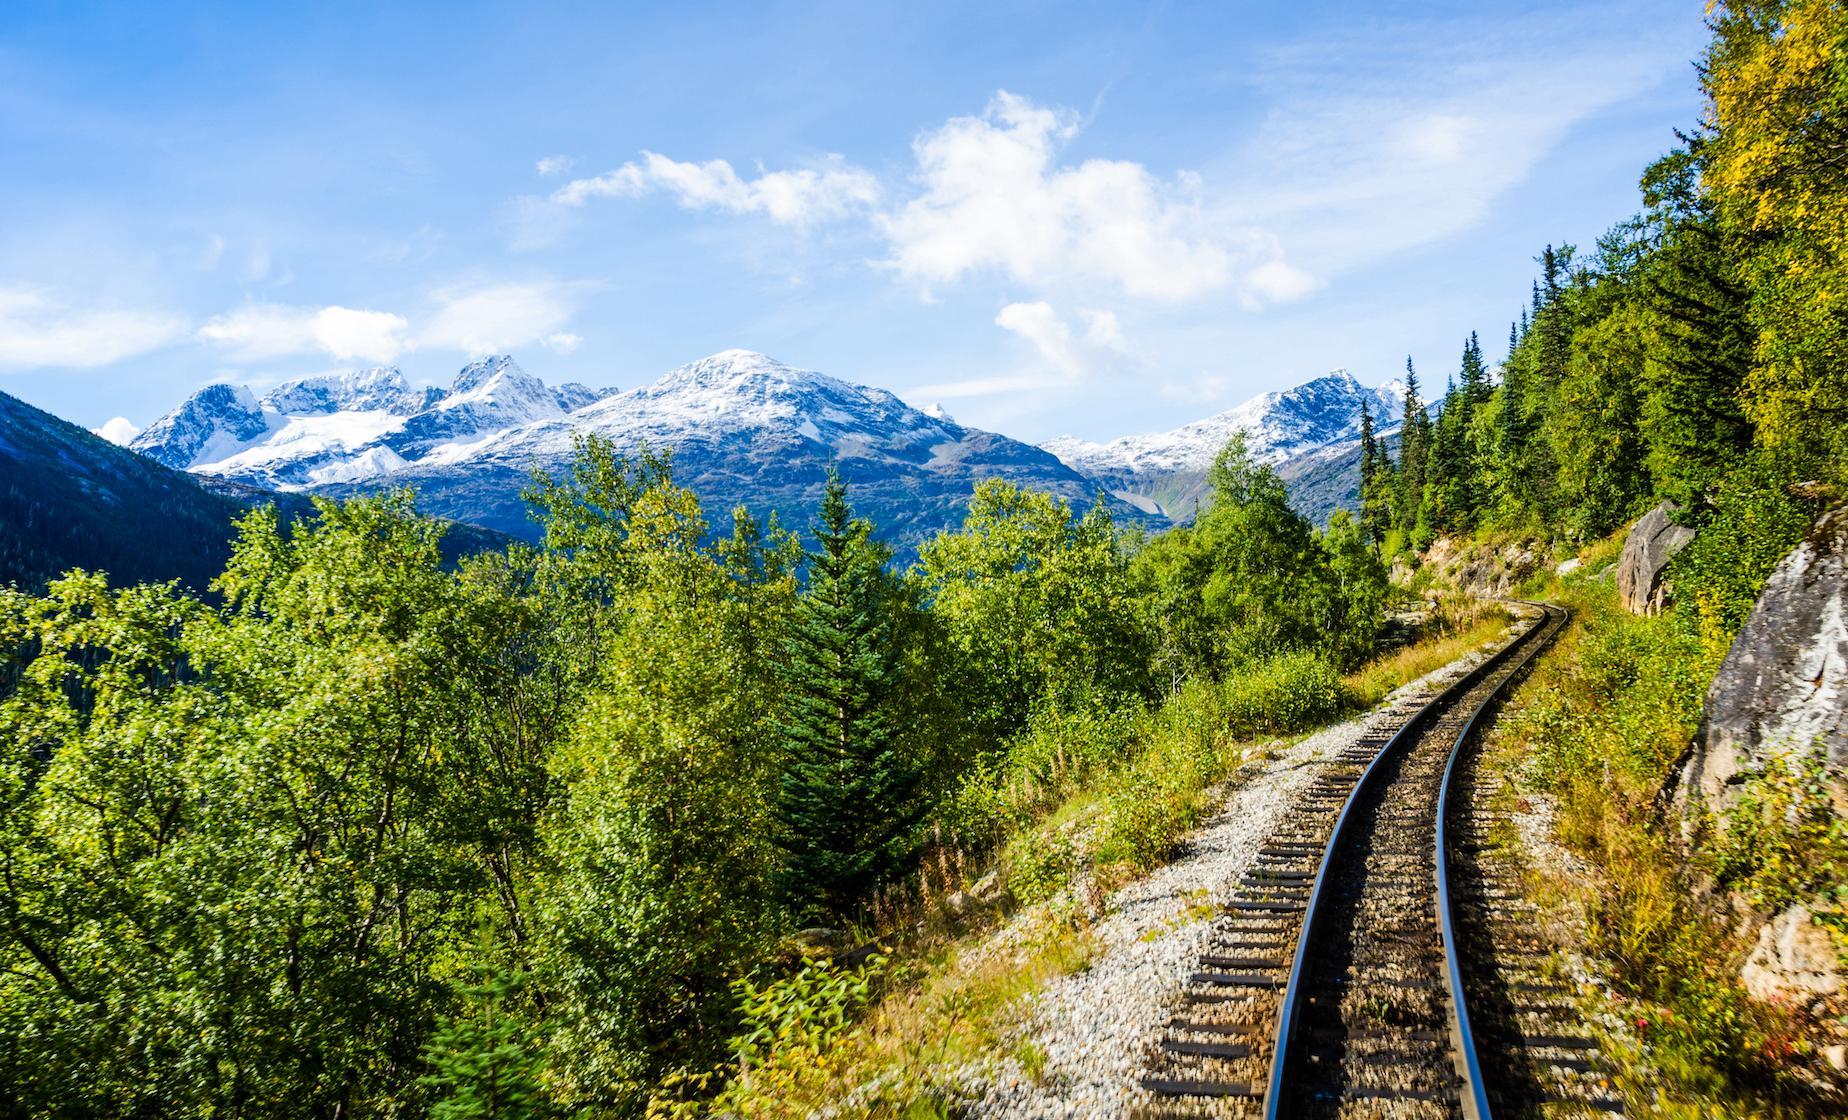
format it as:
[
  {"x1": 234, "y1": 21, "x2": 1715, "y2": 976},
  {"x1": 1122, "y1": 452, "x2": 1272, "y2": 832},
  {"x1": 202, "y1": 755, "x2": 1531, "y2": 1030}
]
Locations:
[
  {"x1": 1617, "y1": 502, "x2": 1696, "y2": 615},
  {"x1": 1555, "y1": 556, "x2": 1583, "y2": 577},
  {"x1": 1674, "y1": 506, "x2": 1848, "y2": 812},
  {"x1": 1741, "y1": 903, "x2": 1844, "y2": 1003}
]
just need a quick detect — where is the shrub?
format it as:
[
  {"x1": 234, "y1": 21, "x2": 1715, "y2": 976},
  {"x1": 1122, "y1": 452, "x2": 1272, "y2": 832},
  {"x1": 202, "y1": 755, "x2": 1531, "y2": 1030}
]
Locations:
[
  {"x1": 1003, "y1": 829, "x2": 1076, "y2": 906},
  {"x1": 1218, "y1": 649, "x2": 1344, "y2": 739}
]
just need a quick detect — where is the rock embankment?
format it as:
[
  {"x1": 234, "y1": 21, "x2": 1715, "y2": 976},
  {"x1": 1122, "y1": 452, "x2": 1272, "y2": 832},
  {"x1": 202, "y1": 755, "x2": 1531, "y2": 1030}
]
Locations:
[
  {"x1": 1674, "y1": 505, "x2": 1847, "y2": 812},
  {"x1": 1671, "y1": 504, "x2": 1847, "y2": 1017},
  {"x1": 1616, "y1": 501, "x2": 1696, "y2": 615}
]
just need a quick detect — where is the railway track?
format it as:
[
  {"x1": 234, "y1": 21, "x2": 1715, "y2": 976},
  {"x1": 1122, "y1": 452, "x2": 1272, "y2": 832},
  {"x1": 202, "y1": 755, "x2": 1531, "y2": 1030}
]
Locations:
[{"x1": 1138, "y1": 601, "x2": 1609, "y2": 1118}]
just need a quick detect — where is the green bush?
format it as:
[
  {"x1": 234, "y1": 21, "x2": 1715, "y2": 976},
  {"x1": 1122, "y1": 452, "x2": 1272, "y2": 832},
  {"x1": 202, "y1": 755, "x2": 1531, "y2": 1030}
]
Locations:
[
  {"x1": 1003, "y1": 830, "x2": 1076, "y2": 906},
  {"x1": 728, "y1": 955, "x2": 886, "y2": 1068},
  {"x1": 1218, "y1": 650, "x2": 1344, "y2": 739}
]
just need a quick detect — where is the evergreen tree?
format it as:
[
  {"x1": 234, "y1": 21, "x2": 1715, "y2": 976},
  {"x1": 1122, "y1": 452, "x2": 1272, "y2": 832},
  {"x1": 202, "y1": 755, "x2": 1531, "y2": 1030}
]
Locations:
[
  {"x1": 1395, "y1": 357, "x2": 1431, "y2": 537},
  {"x1": 1356, "y1": 399, "x2": 1392, "y2": 547},
  {"x1": 420, "y1": 967, "x2": 550, "y2": 1120},
  {"x1": 1460, "y1": 331, "x2": 1490, "y2": 405},
  {"x1": 772, "y1": 471, "x2": 923, "y2": 919}
]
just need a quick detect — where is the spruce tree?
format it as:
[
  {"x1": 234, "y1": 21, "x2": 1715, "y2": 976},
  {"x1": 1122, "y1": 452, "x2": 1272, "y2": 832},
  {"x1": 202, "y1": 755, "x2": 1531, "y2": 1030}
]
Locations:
[
  {"x1": 772, "y1": 471, "x2": 924, "y2": 920},
  {"x1": 1460, "y1": 331, "x2": 1490, "y2": 405},
  {"x1": 1357, "y1": 399, "x2": 1379, "y2": 545},
  {"x1": 1396, "y1": 357, "x2": 1431, "y2": 537}
]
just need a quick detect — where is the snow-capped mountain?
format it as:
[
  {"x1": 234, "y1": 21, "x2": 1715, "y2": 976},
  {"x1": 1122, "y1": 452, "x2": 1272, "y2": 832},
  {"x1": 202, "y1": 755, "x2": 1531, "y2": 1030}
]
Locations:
[
  {"x1": 130, "y1": 358, "x2": 615, "y2": 489},
  {"x1": 129, "y1": 349, "x2": 1137, "y2": 550},
  {"x1": 1041, "y1": 370, "x2": 1414, "y2": 520},
  {"x1": 316, "y1": 349, "x2": 1129, "y2": 544}
]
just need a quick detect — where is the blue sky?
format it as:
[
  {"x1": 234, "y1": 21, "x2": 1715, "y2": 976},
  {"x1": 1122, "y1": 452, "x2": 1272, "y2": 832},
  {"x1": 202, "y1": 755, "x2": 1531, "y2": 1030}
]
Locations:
[{"x1": 0, "y1": 0, "x2": 1708, "y2": 444}]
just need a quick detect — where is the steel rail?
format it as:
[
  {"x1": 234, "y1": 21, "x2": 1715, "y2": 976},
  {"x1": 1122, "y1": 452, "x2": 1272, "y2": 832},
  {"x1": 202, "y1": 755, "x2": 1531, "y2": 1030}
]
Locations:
[
  {"x1": 1259, "y1": 602, "x2": 1560, "y2": 1119},
  {"x1": 1433, "y1": 601, "x2": 1568, "y2": 1120}
]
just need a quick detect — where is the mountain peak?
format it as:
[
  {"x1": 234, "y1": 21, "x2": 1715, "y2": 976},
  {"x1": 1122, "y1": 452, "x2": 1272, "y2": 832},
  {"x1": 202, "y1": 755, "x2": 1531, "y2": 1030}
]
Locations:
[
  {"x1": 662, "y1": 350, "x2": 801, "y2": 387},
  {"x1": 452, "y1": 354, "x2": 529, "y2": 394},
  {"x1": 262, "y1": 367, "x2": 415, "y2": 415}
]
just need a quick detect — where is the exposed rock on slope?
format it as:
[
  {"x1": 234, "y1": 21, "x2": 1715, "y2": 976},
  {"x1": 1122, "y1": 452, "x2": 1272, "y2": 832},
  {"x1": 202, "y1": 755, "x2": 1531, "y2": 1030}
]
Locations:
[
  {"x1": 1675, "y1": 505, "x2": 1848, "y2": 812},
  {"x1": 1617, "y1": 501, "x2": 1696, "y2": 615}
]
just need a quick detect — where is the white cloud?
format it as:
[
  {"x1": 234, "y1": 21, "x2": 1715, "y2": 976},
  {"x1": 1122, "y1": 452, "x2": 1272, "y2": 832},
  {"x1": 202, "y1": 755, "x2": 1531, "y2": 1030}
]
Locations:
[
  {"x1": 554, "y1": 151, "x2": 880, "y2": 225},
  {"x1": 197, "y1": 303, "x2": 410, "y2": 363},
  {"x1": 536, "y1": 154, "x2": 575, "y2": 176},
  {"x1": 543, "y1": 331, "x2": 582, "y2": 354},
  {"x1": 418, "y1": 281, "x2": 575, "y2": 356},
  {"x1": 994, "y1": 300, "x2": 1129, "y2": 380},
  {"x1": 1241, "y1": 258, "x2": 1321, "y2": 308},
  {"x1": 94, "y1": 417, "x2": 141, "y2": 445},
  {"x1": 0, "y1": 287, "x2": 188, "y2": 370},
  {"x1": 880, "y1": 92, "x2": 1231, "y2": 300}
]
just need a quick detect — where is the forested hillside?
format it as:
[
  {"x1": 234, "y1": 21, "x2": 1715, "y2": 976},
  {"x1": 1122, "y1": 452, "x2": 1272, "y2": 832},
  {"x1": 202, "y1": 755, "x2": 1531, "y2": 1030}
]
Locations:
[{"x1": 0, "y1": 388, "x2": 512, "y2": 594}]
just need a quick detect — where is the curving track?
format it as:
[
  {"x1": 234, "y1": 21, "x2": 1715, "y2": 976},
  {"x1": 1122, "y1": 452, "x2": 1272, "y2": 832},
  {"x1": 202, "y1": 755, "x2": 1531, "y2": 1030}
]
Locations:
[{"x1": 1137, "y1": 602, "x2": 1612, "y2": 1118}]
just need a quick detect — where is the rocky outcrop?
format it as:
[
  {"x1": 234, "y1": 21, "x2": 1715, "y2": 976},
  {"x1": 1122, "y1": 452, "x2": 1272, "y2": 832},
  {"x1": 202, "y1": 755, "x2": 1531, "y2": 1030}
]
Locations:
[
  {"x1": 1674, "y1": 506, "x2": 1848, "y2": 813},
  {"x1": 1419, "y1": 536, "x2": 1545, "y2": 598},
  {"x1": 1617, "y1": 501, "x2": 1696, "y2": 614},
  {"x1": 1741, "y1": 903, "x2": 1844, "y2": 1005}
]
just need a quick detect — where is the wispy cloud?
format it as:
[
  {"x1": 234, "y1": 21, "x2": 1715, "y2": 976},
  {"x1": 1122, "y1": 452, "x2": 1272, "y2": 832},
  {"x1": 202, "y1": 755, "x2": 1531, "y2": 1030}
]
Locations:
[
  {"x1": 417, "y1": 281, "x2": 578, "y2": 356},
  {"x1": 0, "y1": 286, "x2": 188, "y2": 370},
  {"x1": 994, "y1": 300, "x2": 1128, "y2": 380},
  {"x1": 535, "y1": 154, "x2": 575, "y2": 176},
  {"x1": 1218, "y1": 7, "x2": 1695, "y2": 272},
  {"x1": 553, "y1": 152, "x2": 880, "y2": 225}
]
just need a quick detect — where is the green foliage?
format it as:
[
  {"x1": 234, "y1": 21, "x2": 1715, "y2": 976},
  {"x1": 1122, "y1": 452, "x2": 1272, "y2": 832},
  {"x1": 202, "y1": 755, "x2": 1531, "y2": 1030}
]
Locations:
[
  {"x1": 1216, "y1": 650, "x2": 1345, "y2": 740},
  {"x1": 1669, "y1": 451, "x2": 1822, "y2": 658},
  {"x1": 728, "y1": 955, "x2": 886, "y2": 1069},
  {"x1": 1132, "y1": 435, "x2": 1388, "y2": 679},
  {"x1": 916, "y1": 479, "x2": 1152, "y2": 739},
  {"x1": 1003, "y1": 830, "x2": 1077, "y2": 907},
  {"x1": 1710, "y1": 754, "x2": 1848, "y2": 917},
  {"x1": 1706, "y1": 0, "x2": 1848, "y2": 473}
]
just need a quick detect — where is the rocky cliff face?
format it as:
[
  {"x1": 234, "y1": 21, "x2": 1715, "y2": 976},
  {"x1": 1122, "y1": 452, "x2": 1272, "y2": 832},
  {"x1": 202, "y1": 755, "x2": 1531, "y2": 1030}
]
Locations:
[
  {"x1": 1675, "y1": 505, "x2": 1848, "y2": 813},
  {"x1": 1616, "y1": 501, "x2": 1696, "y2": 615},
  {"x1": 1668, "y1": 506, "x2": 1848, "y2": 1012}
]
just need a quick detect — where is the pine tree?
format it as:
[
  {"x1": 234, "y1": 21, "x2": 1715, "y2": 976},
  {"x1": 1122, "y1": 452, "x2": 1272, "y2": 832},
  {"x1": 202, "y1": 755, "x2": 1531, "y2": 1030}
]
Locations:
[
  {"x1": 1460, "y1": 331, "x2": 1489, "y2": 405},
  {"x1": 419, "y1": 967, "x2": 549, "y2": 1120},
  {"x1": 1396, "y1": 357, "x2": 1431, "y2": 537},
  {"x1": 1357, "y1": 399, "x2": 1392, "y2": 547},
  {"x1": 772, "y1": 471, "x2": 924, "y2": 920}
]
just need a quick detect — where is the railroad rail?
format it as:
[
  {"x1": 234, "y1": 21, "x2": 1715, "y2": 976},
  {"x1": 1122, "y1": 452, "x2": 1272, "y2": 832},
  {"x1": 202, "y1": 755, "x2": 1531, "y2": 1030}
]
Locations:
[{"x1": 1138, "y1": 601, "x2": 1607, "y2": 1118}]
